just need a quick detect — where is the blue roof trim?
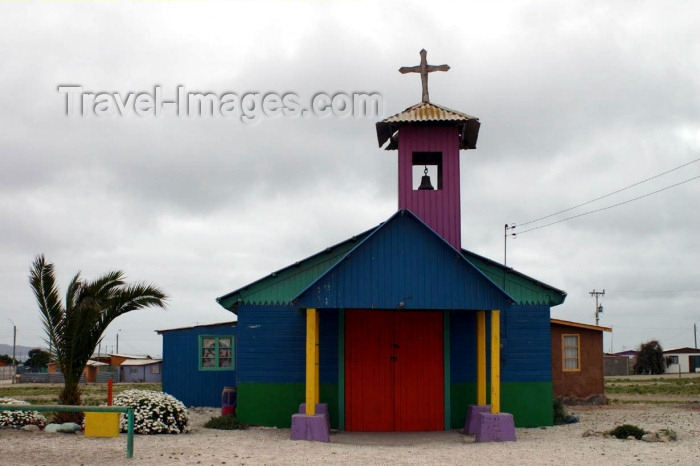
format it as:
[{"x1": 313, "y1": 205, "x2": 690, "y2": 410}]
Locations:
[{"x1": 293, "y1": 209, "x2": 515, "y2": 310}]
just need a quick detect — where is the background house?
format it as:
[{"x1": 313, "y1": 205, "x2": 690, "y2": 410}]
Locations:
[
  {"x1": 551, "y1": 319, "x2": 611, "y2": 402},
  {"x1": 157, "y1": 322, "x2": 237, "y2": 407},
  {"x1": 120, "y1": 358, "x2": 163, "y2": 383},
  {"x1": 84, "y1": 360, "x2": 108, "y2": 383},
  {"x1": 663, "y1": 347, "x2": 700, "y2": 374}
]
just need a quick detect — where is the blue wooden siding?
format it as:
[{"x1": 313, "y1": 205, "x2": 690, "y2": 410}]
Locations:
[
  {"x1": 449, "y1": 311, "x2": 477, "y2": 383},
  {"x1": 450, "y1": 305, "x2": 552, "y2": 385},
  {"x1": 236, "y1": 305, "x2": 339, "y2": 385},
  {"x1": 294, "y1": 210, "x2": 511, "y2": 310},
  {"x1": 160, "y1": 323, "x2": 237, "y2": 407},
  {"x1": 501, "y1": 305, "x2": 552, "y2": 382}
]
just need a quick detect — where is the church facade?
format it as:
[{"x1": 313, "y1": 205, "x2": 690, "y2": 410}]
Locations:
[{"x1": 215, "y1": 51, "x2": 566, "y2": 434}]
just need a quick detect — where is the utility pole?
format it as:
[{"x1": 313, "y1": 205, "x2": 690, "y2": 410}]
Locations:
[
  {"x1": 8, "y1": 319, "x2": 17, "y2": 384},
  {"x1": 590, "y1": 289, "x2": 605, "y2": 326},
  {"x1": 116, "y1": 333, "x2": 119, "y2": 354},
  {"x1": 504, "y1": 223, "x2": 516, "y2": 266}
]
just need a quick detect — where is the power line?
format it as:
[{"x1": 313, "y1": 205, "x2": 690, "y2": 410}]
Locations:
[
  {"x1": 517, "y1": 174, "x2": 700, "y2": 235},
  {"x1": 518, "y1": 157, "x2": 700, "y2": 228}
]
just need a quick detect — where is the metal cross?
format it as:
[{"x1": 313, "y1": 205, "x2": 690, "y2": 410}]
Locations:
[{"x1": 399, "y1": 49, "x2": 450, "y2": 103}]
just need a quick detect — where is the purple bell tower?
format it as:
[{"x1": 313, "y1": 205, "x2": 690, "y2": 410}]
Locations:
[{"x1": 376, "y1": 49, "x2": 481, "y2": 250}]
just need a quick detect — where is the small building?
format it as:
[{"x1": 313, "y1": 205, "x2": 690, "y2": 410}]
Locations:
[
  {"x1": 611, "y1": 349, "x2": 638, "y2": 372},
  {"x1": 663, "y1": 347, "x2": 700, "y2": 374},
  {"x1": 157, "y1": 322, "x2": 237, "y2": 407},
  {"x1": 603, "y1": 354, "x2": 630, "y2": 376},
  {"x1": 550, "y1": 319, "x2": 611, "y2": 402},
  {"x1": 84, "y1": 360, "x2": 108, "y2": 383},
  {"x1": 120, "y1": 358, "x2": 163, "y2": 383}
]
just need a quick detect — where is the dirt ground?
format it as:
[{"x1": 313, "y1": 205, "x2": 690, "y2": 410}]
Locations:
[{"x1": 1, "y1": 401, "x2": 699, "y2": 465}]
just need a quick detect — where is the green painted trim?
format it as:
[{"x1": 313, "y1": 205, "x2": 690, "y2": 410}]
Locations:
[
  {"x1": 237, "y1": 382, "x2": 339, "y2": 428},
  {"x1": 338, "y1": 308, "x2": 345, "y2": 431},
  {"x1": 198, "y1": 335, "x2": 235, "y2": 371},
  {"x1": 443, "y1": 310, "x2": 451, "y2": 430},
  {"x1": 450, "y1": 381, "x2": 553, "y2": 428}
]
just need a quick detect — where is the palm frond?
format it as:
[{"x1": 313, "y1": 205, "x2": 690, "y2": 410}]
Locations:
[{"x1": 28, "y1": 255, "x2": 64, "y2": 350}]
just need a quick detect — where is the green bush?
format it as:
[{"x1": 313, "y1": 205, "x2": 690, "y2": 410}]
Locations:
[
  {"x1": 204, "y1": 415, "x2": 248, "y2": 430},
  {"x1": 553, "y1": 398, "x2": 568, "y2": 425},
  {"x1": 608, "y1": 424, "x2": 646, "y2": 439}
]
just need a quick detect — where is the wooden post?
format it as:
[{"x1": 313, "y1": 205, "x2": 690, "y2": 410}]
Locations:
[
  {"x1": 490, "y1": 310, "x2": 500, "y2": 414},
  {"x1": 477, "y1": 311, "x2": 486, "y2": 406},
  {"x1": 314, "y1": 308, "x2": 320, "y2": 404},
  {"x1": 305, "y1": 308, "x2": 319, "y2": 415}
]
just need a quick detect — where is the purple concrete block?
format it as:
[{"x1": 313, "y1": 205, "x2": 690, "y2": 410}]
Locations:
[
  {"x1": 290, "y1": 414, "x2": 330, "y2": 442},
  {"x1": 298, "y1": 403, "x2": 330, "y2": 430},
  {"x1": 475, "y1": 412, "x2": 516, "y2": 442},
  {"x1": 464, "y1": 405, "x2": 491, "y2": 435}
]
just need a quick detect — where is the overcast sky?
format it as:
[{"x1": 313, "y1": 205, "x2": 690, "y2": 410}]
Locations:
[{"x1": 1, "y1": 1, "x2": 699, "y2": 359}]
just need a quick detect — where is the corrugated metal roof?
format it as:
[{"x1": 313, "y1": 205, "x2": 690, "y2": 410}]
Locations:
[
  {"x1": 216, "y1": 211, "x2": 566, "y2": 310},
  {"x1": 120, "y1": 359, "x2": 162, "y2": 366},
  {"x1": 156, "y1": 321, "x2": 237, "y2": 334},
  {"x1": 551, "y1": 319, "x2": 610, "y2": 332},
  {"x1": 293, "y1": 210, "x2": 513, "y2": 310},
  {"x1": 383, "y1": 101, "x2": 478, "y2": 123},
  {"x1": 216, "y1": 229, "x2": 374, "y2": 309},
  {"x1": 375, "y1": 101, "x2": 481, "y2": 150},
  {"x1": 663, "y1": 347, "x2": 700, "y2": 354},
  {"x1": 461, "y1": 249, "x2": 567, "y2": 307}
]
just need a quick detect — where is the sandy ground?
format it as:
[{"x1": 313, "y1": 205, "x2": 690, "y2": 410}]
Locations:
[{"x1": 1, "y1": 402, "x2": 699, "y2": 465}]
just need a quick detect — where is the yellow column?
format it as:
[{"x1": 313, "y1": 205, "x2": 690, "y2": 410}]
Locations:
[
  {"x1": 476, "y1": 311, "x2": 486, "y2": 406},
  {"x1": 314, "y1": 309, "x2": 320, "y2": 406},
  {"x1": 490, "y1": 310, "x2": 500, "y2": 414},
  {"x1": 305, "y1": 308, "x2": 320, "y2": 415}
]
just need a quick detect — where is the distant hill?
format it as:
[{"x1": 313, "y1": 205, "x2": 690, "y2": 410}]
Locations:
[{"x1": 0, "y1": 344, "x2": 46, "y2": 362}]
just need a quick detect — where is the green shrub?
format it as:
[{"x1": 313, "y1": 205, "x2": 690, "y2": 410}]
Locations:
[
  {"x1": 553, "y1": 398, "x2": 568, "y2": 425},
  {"x1": 204, "y1": 415, "x2": 248, "y2": 430},
  {"x1": 608, "y1": 424, "x2": 646, "y2": 439}
]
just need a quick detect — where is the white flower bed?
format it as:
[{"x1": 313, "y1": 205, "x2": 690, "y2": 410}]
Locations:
[
  {"x1": 113, "y1": 389, "x2": 189, "y2": 434},
  {"x1": 0, "y1": 397, "x2": 47, "y2": 428}
]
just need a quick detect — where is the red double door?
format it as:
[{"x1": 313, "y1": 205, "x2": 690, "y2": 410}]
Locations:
[{"x1": 345, "y1": 309, "x2": 444, "y2": 432}]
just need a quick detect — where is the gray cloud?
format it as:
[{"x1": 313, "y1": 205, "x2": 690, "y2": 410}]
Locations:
[{"x1": 1, "y1": 1, "x2": 699, "y2": 356}]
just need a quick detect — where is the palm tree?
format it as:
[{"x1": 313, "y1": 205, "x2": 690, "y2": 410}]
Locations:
[{"x1": 29, "y1": 255, "x2": 167, "y2": 422}]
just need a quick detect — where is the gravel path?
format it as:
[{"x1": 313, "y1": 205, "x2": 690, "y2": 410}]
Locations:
[{"x1": 1, "y1": 403, "x2": 698, "y2": 465}]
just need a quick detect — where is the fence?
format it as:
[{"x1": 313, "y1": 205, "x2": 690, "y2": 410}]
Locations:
[
  {"x1": 19, "y1": 372, "x2": 86, "y2": 384},
  {"x1": 16, "y1": 367, "x2": 120, "y2": 384},
  {"x1": 0, "y1": 366, "x2": 14, "y2": 380},
  {"x1": 0, "y1": 404, "x2": 135, "y2": 459}
]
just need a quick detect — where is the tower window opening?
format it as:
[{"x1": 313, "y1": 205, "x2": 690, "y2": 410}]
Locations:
[{"x1": 412, "y1": 152, "x2": 443, "y2": 190}]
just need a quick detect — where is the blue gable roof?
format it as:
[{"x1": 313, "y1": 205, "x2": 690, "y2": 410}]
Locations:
[{"x1": 293, "y1": 210, "x2": 514, "y2": 310}]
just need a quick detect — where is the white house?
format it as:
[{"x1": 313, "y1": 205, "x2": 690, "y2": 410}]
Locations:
[{"x1": 663, "y1": 347, "x2": 700, "y2": 374}]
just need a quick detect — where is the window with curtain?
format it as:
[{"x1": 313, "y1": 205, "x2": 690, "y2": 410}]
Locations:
[
  {"x1": 563, "y1": 334, "x2": 580, "y2": 371},
  {"x1": 199, "y1": 336, "x2": 234, "y2": 371}
]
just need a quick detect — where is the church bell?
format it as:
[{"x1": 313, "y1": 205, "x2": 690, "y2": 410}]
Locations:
[{"x1": 418, "y1": 166, "x2": 434, "y2": 190}]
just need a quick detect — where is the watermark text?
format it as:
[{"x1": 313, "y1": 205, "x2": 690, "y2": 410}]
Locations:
[{"x1": 57, "y1": 85, "x2": 383, "y2": 123}]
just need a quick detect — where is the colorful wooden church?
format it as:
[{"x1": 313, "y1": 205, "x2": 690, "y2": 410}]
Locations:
[{"x1": 215, "y1": 50, "x2": 566, "y2": 440}]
